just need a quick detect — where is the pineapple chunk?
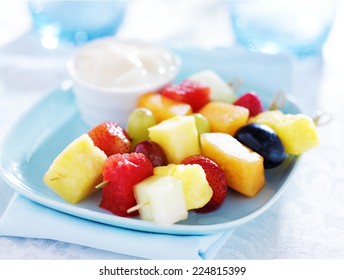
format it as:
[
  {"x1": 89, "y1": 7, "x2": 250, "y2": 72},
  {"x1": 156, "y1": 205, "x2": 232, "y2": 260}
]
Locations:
[
  {"x1": 250, "y1": 110, "x2": 320, "y2": 155},
  {"x1": 43, "y1": 134, "x2": 107, "y2": 203},
  {"x1": 201, "y1": 133, "x2": 265, "y2": 197},
  {"x1": 199, "y1": 102, "x2": 249, "y2": 135},
  {"x1": 154, "y1": 164, "x2": 213, "y2": 210},
  {"x1": 137, "y1": 92, "x2": 192, "y2": 123},
  {"x1": 187, "y1": 70, "x2": 235, "y2": 103},
  {"x1": 148, "y1": 115, "x2": 201, "y2": 164},
  {"x1": 133, "y1": 175, "x2": 188, "y2": 225}
]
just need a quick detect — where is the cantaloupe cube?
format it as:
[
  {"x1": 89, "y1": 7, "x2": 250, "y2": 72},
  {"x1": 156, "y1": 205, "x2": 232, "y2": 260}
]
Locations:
[
  {"x1": 250, "y1": 110, "x2": 319, "y2": 155},
  {"x1": 43, "y1": 134, "x2": 107, "y2": 203},
  {"x1": 200, "y1": 132, "x2": 265, "y2": 197},
  {"x1": 137, "y1": 92, "x2": 192, "y2": 123},
  {"x1": 199, "y1": 102, "x2": 249, "y2": 135},
  {"x1": 148, "y1": 116, "x2": 201, "y2": 164}
]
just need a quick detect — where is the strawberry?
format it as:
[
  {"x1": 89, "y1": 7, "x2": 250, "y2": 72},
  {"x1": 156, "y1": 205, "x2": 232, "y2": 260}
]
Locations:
[
  {"x1": 233, "y1": 91, "x2": 264, "y2": 117},
  {"x1": 182, "y1": 155, "x2": 227, "y2": 213},
  {"x1": 161, "y1": 80, "x2": 210, "y2": 112},
  {"x1": 99, "y1": 153, "x2": 153, "y2": 217},
  {"x1": 88, "y1": 121, "x2": 132, "y2": 157}
]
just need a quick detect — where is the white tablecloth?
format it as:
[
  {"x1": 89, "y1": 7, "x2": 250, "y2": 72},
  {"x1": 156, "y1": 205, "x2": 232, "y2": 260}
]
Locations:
[{"x1": 1, "y1": 1, "x2": 344, "y2": 259}]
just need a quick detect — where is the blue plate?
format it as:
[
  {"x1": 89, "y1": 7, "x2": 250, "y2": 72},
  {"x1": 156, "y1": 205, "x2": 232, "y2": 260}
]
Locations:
[{"x1": 0, "y1": 49, "x2": 300, "y2": 235}]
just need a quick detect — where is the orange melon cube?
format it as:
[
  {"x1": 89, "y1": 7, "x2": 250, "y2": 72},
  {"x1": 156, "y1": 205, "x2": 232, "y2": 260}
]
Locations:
[
  {"x1": 199, "y1": 102, "x2": 249, "y2": 135},
  {"x1": 200, "y1": 132, "x2": 265, "y2": 197},
  {"x1": 137, "y1": 92, "x2": 192, "y2": 123}
]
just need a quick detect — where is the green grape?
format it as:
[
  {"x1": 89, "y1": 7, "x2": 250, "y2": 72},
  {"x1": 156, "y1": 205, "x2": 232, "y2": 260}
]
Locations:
[
  {"x1": 192, "y1": 113, "x2": 210, "y2": 136},
  {"x1": 127, "y1": 108, "x2": 157, "y2": 148}
]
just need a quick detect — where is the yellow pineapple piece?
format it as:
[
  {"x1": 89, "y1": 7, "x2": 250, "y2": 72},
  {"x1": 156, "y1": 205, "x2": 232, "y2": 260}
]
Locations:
[
  {"x1": 250, "y1": 110, "x2": 319, "y2": 155},
  {"x1": 200, "y1": 133, "x2": 265, "y2": 197},
  {"x1": 148, "y1": 115, "x2": 201, "y2": 164},
  {"x1": 249, "y1": 110, "x2": 284, "y2": 125},
  {"x1": 137, "y1": 92, "x2": 192, "y2": 123},
  {"x1": 154, "y1": 164, "x2": 213, "y2": 210},
  {"x1": 43, "y1": 134, "x2": 107, "y2": 203},
  {"x1": 199, "y1": 101, "x2": 249, "y2": 135}
]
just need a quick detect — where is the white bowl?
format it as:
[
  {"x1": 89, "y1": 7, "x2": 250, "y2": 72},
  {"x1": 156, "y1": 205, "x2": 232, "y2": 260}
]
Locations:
[{"x1": 67, "y1": 37, "x2": 180, "y2": 127}]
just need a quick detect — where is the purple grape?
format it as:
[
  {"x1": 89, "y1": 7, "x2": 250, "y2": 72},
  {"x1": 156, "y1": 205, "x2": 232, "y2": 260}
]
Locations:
[
  {"x1": 134, "y1": 140, "x2": 168, "y2": 167},
  {"x1": 235, "y1": 123, "x2": 286, "y2": 169}
]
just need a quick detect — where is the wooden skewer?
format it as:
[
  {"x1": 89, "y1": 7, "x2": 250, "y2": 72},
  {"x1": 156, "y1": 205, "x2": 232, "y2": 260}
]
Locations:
[
  {"x1": 127, "y1": 201, "x2": 149, "y2": 213},
  {"x1": 266, "y1": 91, "x2": 332, "y2": 126},
  {"x1": 228, "y1": 78, "x2": 242, "y2": 92},
  {"x1": 49, "y1": 177, "x2": 60, "y2": 181},
  {"x1": 313, "y1": 112, "x2": 333, "y2": 126},
  {"x1": 95, "y1": 180, "x2": 109, "y2": 189},
  {"x1": 268, "y1": 91, "x2": 287, "y2": 110}
]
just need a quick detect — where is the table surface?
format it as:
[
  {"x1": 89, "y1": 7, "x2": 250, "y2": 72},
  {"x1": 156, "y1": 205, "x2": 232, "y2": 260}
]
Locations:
[{"x1": 1, "y1": 1, "x2": 344, "y2": 259}]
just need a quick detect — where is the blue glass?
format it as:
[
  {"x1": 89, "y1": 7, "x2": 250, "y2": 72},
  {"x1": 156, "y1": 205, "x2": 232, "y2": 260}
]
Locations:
[
  {"x1": 28, "y1": 1, "x2": 126, "y2": 46},
  {"x1": 228, "y1": 0, "x2": 337, "y2": 57}
]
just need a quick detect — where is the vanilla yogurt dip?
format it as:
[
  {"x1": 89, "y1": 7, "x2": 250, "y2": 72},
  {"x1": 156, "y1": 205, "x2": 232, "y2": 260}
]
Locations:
[
  {"x1": 71, "y1": 39, "x2": 179, "y2": 90},
  {"x1": 67, "y1": 38, "x2": 180, "y2": 127}
]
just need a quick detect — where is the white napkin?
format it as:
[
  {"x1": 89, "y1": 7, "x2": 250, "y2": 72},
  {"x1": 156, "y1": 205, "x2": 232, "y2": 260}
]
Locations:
[{"x1": 0, "y1": 193, "x2": 233, "y2": 260}]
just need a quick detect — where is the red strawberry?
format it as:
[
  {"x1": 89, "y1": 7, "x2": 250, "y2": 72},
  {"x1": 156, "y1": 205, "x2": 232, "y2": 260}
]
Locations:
[
  {"x1": 88, "y1": 121, "x2": 132, "y2": 157},
  {"x1": 99, "y1": 153, "x2": 153, "y2": 217},
  {"x1": 161, "y1": 80, "x2": 210, "y2": 111},
  {"x1": 233, "y1": 91, "x2": 264, "y2": 117},
  {"x1": 182, "y1": 155, "x2": 227, "y2": 213}
]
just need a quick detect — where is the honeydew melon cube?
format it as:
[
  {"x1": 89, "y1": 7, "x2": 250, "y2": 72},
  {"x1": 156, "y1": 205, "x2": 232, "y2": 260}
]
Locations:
[
  {"x1": 187, "y1": 70, "x2": 235, "y2": 103},
  {"x1": 148, "y1": 115, "x2": 201, "y2": 164},
  {"x1": 133, "y1": 175, "x2": 188, "y2": 225},
  {"x1": 154, "y1": 164, "x2": 213, "y2": 210},
  {"x1": 43, "y1": 134, "x2": 107, "y2": 203}
]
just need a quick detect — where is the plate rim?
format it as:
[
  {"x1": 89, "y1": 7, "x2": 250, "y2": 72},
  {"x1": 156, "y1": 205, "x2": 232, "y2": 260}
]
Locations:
[{"x1": 0, "y1": 81, "x2": 301, "y2": 236}]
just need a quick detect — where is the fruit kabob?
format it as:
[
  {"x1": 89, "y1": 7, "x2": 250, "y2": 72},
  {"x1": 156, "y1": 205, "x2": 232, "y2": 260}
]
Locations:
[{"x1": 43, "y1": 70, "x2": 320, "y2": 226}]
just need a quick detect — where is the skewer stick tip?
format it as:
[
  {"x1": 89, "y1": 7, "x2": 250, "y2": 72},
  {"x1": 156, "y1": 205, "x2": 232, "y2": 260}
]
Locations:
[
  {"x1": 269, "y1": 91, "x2": 287, "y2": 110},
  {"x1": 127, "y1": 201, "x2": 149, "y2": 213},
  {"x1": 313, "y1": 112, "x2": 332, "y2": 126},
  {"x1": 95, "y1": 180, "x2": 109, "y2": 189}
]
